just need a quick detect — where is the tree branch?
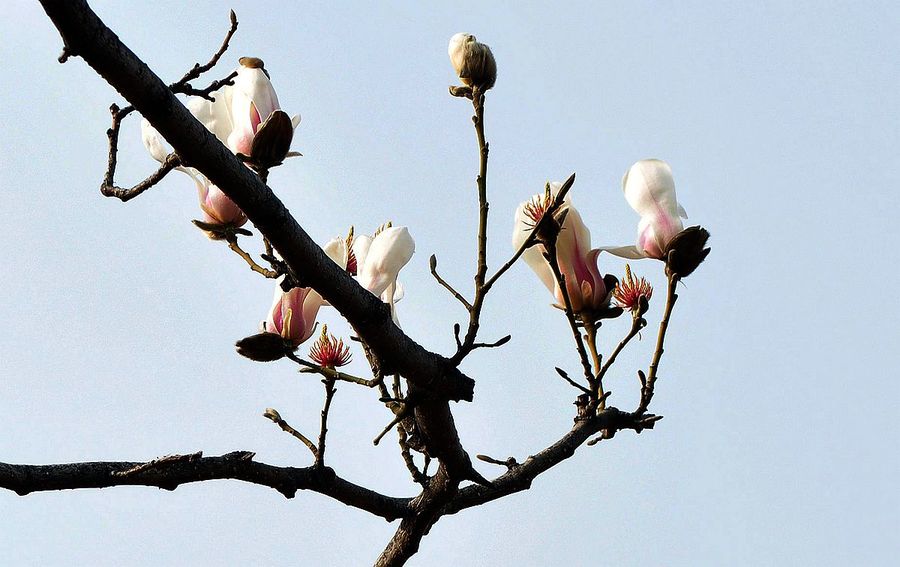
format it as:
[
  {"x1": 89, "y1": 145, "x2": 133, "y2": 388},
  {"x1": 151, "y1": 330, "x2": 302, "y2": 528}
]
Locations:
[
  {"x1": 38, "y1": 0, "x2": 474, "y2": 404},
  {"x1": 443, "y1": 408, "x2": 660, "y2": 515},
  {"x1": 0, "y1": 452, "x2": 410, "y2": 521}
]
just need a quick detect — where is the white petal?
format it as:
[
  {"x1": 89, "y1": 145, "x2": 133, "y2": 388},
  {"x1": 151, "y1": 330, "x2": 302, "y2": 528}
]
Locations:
[
  {"x1": 359, "y1": 227, "x2": 415, "y2": 297},
  {"x1": 623, "y1": 159, "x2": 682, "y2": 220},
  {"x1": 322, "y1": 236, "x2": 348, "y2": 270},
  {"x1": 140, "y1": 119, "x2": 171, "y2": 164},
  {"x1": 187, "y1": 90, "x2": 234, "y2": 145},
  {"x1": 600, "y1": 245, "x2": 647, "y2": 259},
  {"x1": 291, "y1": 114, "x2": 302, "y2": 129}
]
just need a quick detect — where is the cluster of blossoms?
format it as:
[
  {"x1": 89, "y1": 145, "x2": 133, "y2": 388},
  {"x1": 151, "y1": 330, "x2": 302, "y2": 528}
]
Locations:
[
  {"x1": 142, "y1": 57, "x2": 415, "y2": 366},
  {"x1": 513, "y1": 158, "x2": 706, "y2": 322},
  {"x1": 147, "y1": 35, "x2": 707, "y2": 369}
]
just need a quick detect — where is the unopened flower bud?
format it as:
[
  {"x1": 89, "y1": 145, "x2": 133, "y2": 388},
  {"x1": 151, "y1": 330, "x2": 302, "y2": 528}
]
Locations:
[
  {"x1": 663, "y1": 225, "x2": 711, "y2": 278},
  {"x1": 448, "y1": 33, "x2": 497, "y2": 91},
  {"x1": 235, "y1": 332, "x2": 290, "y2": 362},
  {"x1": 248, "y1": 110, "x2": 295, "y2": 170}
]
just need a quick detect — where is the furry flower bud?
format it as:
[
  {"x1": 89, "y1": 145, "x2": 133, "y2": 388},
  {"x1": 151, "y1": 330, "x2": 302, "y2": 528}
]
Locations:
[{"x1": 448, "y1": 33, "x2": 497, "y2": 91}]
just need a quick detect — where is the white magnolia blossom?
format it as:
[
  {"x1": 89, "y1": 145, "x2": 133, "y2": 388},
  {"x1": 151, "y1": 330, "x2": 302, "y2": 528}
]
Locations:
[
  {"x1": 187, "y1": 57, "x2": 300, "y2": 156},
  {"x1": 513, "y1": 183, "x2": 609, "y2": 313},
  {"x1": 140, "y1": 58, "x2": 299, "y2": 225},
  {"x1": 322, "y1": 226, "x2": 414, "y2": 319},
  {"x1": 605, "y1": 159, "x2": 689, "y2": 260}
]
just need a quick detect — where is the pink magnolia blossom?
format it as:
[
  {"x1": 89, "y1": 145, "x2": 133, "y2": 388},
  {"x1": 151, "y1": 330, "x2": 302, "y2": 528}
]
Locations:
[
  {"x1": 195, "y1": 175, "x2": 247, "y2": 227},
  {"x1": 513, "y1": 183, "x2": 609, "y2": 314},
  {"x1": 605, "y1": 159, "x2": 688, "y2": 260},
  {"x1": 264, "y1": 284, "x2": 322, "y2": 347}
]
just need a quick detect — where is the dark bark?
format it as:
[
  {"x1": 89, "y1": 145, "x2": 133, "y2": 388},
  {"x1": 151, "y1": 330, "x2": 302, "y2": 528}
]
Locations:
[{"x1": 0, "y1": 451, "x2": 410, "y2": 521}]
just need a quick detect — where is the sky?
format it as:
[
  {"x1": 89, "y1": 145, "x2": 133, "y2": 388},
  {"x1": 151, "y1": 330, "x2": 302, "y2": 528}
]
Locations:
[{"x1": 1, "y1": 1, "x2": 898, "y2": 565}]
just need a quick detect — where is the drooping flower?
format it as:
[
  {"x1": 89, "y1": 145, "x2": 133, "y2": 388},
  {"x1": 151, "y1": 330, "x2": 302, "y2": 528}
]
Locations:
[
  {"x1": 195, "y1": 174, "x2": 247, "y2": 227},
  {"x1": 264, "y1": 283, "x2": 322, "y2": 347},
  {"x1": 448, "y1": 33, "x2": 497, "y2": 91},
  {"x1": 309, "y1": 325, "x2": 352, "y2": 368},
  {"x1": 613, "y1": 264, "x2": 653, "y2": 312},
  {"x1": 513, "y1": 182, "x2": 611, "y2": 315},
  {"x1": 605, "y1": 159, "x2": 689, "y2": 260}
]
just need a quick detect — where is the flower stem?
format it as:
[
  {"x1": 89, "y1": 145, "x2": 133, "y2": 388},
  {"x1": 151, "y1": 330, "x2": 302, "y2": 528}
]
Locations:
[
  {"x1": 583, "y1": 321, "x2": 604, "y2": 407},
  {"x1": 639, "y1": 272, "x2": 680, "y2": 412}
]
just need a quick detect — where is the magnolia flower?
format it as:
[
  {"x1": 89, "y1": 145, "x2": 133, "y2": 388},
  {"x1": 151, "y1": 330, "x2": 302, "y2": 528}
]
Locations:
[
  {"x1": 513, "y1": 183, "x2": 610, "y2": 314},
  {"x1": 605, "y1": 159, "x2": 688, "y2": 260},
  {"x1": 141, "y1": 56, "x2": 299, "y2": 178},
  {"x1": 322, "y1": 225, "x2": 414, "y2": 316},
  {"x1": 264, "y1": 283, "x2": 323, "y2": 347},
  {"x1": 188, "y1": 57, "x2": 300, "y2": 157},
  {"x1": 195, "y1": 174, "x2": 247, "y2": 227},
  {"x1": 448, "y1": 33, "x2": 497, "y2": 90}
]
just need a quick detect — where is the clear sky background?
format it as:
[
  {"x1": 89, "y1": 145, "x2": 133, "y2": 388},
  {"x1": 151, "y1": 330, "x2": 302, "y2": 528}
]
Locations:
[{"x1": 2, "y1": 1, "x2": 898, "y2": 565}]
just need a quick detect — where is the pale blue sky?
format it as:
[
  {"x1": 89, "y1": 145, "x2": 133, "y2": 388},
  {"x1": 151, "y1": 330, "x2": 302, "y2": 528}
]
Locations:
[{"x1": 1, "y1": 1, "x2": 898, "y2": 565}]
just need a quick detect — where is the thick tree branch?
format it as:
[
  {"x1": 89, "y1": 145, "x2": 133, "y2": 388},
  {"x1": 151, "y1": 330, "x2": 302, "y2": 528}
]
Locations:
[
  {"x1": 443, "y1": 408, "x2": 660, "y2": 515},
  {"x1": 0, "y1": 452, "x2": 410, "y2": 521},
  {"x1": 38, "y1": 0, "x2": 474, "y2": 404}
]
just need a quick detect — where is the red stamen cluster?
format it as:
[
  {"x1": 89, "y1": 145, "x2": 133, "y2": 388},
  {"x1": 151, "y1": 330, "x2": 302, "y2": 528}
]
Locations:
[
  {"x1": 523, "y1": 193, "x2": 552, "y2": 224},
  {"x1": 613, "y1": 264, "x2": 653, "y2": 311},
  {"x1": 309, "y1": 326, "x2": 352, "y2": 368}
]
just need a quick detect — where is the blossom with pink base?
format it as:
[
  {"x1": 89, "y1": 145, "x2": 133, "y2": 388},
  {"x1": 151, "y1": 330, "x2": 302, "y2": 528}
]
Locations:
[
  {"x1": 605, "y1": 159, "x2": 688, "y2": 260},
  {"x1": 513, "y1": 183, "x2": 610, "y2": 314},
  {"x1": 195, "y1": 175, "x2": 247, "y2": 227},
  {"x1": 264, "y1": 284, "x2": 323, "y2": 347}
]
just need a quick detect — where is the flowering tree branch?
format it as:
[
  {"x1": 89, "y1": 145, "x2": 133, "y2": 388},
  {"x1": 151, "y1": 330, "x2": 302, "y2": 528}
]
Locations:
[
  {"x1": 8, "y1": 5, "x2": 711, "y2": 567},
  {"x1": 38, "y1": 0, "x2": 475, "y2": 404}
]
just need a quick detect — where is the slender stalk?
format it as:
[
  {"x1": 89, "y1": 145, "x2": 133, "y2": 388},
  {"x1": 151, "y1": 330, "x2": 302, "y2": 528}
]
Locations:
[
  {"x1": 453, "y1": 91, "x2": 491, "y2": 361},
  {"x1": 227, "y1": 237, "x2": 279, "y2": 278},
  {"x1": 544, "y1": 242, "x2": 594, "y2": 387},
  {"x1": 639, "y1": 273, "x2": 679, "y2": 412},
  {"x1": 597, "y1": 315, "x2": 645, "y2": 384},
  {"x1": 263, "y1": 408, "x2": 318, "y2": 458},
  {"x1": 316, "y1": 379, "x2": 336, "y2": 468},
  {"x1": 583, "y1": 321, "x2": 604, "y2": 406}
]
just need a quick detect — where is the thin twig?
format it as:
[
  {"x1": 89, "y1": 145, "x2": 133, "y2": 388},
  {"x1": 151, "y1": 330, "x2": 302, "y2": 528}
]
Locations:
[
  {"x1": 173, "y1": 10, "x2": 239, "y2": 93},
  {"x1": 554, "y1": 367, "x2": 591, "y2": 395},
  {"x1": 476, "y1": 454, "x2": 519, "y2": 469},
  {"x1": 263, "y1": 408, "x2": 318, "y2": 458},
  {"x1": 429, "y1": 255, "x2": 472, "y2": 309},
  {"x1": 226, "y1": 236, "x2": 280, "y2": 278},
  {"x1": 597, "y1": 315, "x2": 646, "y2": 383},
  {"x1": 638, "y1": 270, "x2": 680, "y2": 412},
  {"x1": 102, "y1": 153, "x2": 181, "y2": 202},
  {"x1": 316, "y1": 379, "x2": 337, "y2": 468}
]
